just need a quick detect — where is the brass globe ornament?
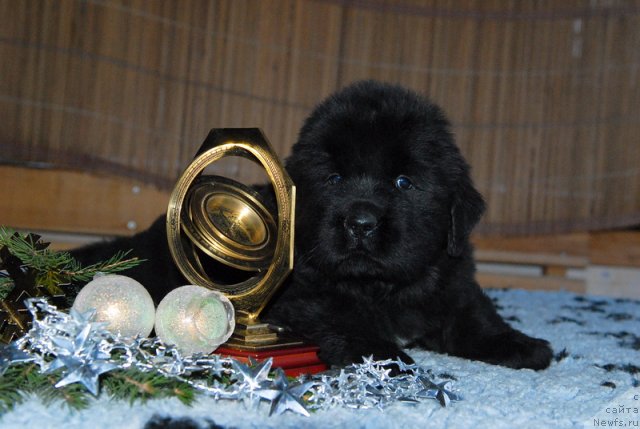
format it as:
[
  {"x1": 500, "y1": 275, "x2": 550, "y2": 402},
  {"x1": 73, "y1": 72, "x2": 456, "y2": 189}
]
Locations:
[
  {"x1": 181, "y1": 176, "x2": 277, "y2": 271},
  {"x1": 166, "y1": 128, "x2": 297, "y2": 350}
]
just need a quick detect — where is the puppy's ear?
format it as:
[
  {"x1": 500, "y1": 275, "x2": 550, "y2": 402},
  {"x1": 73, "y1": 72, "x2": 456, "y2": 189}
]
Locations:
[{"x1": 447, "y1": 179, "x2": 485, "y2": 257}]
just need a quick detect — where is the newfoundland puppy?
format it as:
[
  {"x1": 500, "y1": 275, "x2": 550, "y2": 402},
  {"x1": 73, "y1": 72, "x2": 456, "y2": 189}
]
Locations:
[{"x1": 73, "y1": 80, "x2": 553, "y2": 370}]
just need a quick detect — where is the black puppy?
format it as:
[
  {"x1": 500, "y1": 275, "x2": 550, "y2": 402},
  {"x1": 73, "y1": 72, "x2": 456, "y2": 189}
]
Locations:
[{"x1": 73, "y1": 81, "x2": 552, "y2": 370}]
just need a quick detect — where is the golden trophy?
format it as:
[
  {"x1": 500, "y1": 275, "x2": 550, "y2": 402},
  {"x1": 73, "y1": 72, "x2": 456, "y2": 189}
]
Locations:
[{"x1": 166, "y1": 128, "x2": 325, "y2": 374}]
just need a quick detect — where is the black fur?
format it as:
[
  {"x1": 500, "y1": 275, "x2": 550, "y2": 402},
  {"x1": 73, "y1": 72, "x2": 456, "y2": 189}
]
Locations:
[{"x1": 72, "y1": 80, "x2": 552, "y2": 370}]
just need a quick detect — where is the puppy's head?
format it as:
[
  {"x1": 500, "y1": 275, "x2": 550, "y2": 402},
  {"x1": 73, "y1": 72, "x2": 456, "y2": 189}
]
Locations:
[{"x1": 286, "y1": 81, "x2": 485, "y2": 283}]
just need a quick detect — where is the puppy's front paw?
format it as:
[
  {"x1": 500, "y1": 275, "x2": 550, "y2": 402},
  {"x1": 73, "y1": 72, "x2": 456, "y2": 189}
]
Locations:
[
  {"x1": 318, "y1": 338, "x2": 413, "y2": 369},
  {"x1": 477, "y1": 330, "x2": 553, "y2": 370}
]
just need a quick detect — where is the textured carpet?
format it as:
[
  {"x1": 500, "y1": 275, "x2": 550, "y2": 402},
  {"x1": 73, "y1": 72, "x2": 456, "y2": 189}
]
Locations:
[{"x1": 1, "y1": 289, "x2": 638, "y2": 429}]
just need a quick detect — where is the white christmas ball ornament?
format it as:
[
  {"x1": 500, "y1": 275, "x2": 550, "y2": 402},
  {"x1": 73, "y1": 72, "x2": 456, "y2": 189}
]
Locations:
[
  {"x1": 72, "y1": 274, "x2": 156, "y2": 338},
  {"x1": 155, "y1": 285, "x2": 235, "y2": 356}
]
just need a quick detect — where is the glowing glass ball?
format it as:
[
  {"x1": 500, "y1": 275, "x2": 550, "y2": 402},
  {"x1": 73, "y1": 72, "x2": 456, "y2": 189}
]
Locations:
[
  {"x1": 72, "y1": 274, "x2": 156, "y2": 338},
  {"x1": 154, "y1": 285, "x2": 235, "y2": 356}
]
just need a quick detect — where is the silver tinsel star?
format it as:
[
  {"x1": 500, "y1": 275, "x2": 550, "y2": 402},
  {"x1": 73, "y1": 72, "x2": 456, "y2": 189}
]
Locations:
[
  {"x1": 45, "y1": 323, "x2": 93, "y2": 373},
  {"x1": 416, "y1": 376, "x2": 462, "y2": 407},
  {"x1": 360, "y1": 355, "x2": 393, "y2": 381},
  {"x1": 257, "y1": 368, "x2": 317, "y2": 416},
  {"x1": 206, "y1": 354, "x2": 226, "y2": 378},
  {"x1": 231, "y1": 357, "x2": 274, "y2": 408},
  {"x1": 54, "y1": 345, "x2": 118, "y2": 395},
  {"x1": 396, "y1": 359, "x2": 419, "y2": 373},
  {"x1": 68, "y1": 307, "x2": 98, "y2": 327},
  {"x1": 0, "y1": 343, "x2": 34, "y2": 375},
  {"x1": 232, "y1": 357, "x2": 273, "y2": 390}
]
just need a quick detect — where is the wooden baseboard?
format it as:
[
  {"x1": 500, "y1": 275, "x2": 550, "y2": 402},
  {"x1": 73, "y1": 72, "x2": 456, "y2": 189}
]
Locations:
[
  {"x1": 473, "y1": 233, "x2": 640, "y2": 299},
  {"x1": 0, "y1": 165, "x2": 169, "y2": 236},
  {"x1": 476, "y1": 272, "x2": 585, "y2": 294}
]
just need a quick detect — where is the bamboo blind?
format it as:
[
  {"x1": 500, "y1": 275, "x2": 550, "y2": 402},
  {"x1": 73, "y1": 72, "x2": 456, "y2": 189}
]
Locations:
[{"x1": 1, "y1": 0, "x2": 639, "y2": 236}]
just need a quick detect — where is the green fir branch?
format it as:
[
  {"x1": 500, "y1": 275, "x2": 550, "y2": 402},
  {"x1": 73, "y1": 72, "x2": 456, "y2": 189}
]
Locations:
[
  {"x1": 0, "y1": 228, "x2": 68, "y2": 273},
  {"x1": 0, "y1": 364, "x2": 28, "y2": 413},
  {"x1": 103, "y1": 368, "x2": 196, "y2": 406},
  {"x1": 0, "y1": 226, "x2": 144, "y2": 298},
  {"x1": 0, "y1": 364, "x2": 200, "y2": 412},
  {"x1": 0, "y1": 363, "x2": 93, "y2": 412},
  {"x1": 37, "y1": 375, "x2": 93, "y2": 411},
  {"x1": 60, "y1": 250, "x2": 144, "y2": 283}
]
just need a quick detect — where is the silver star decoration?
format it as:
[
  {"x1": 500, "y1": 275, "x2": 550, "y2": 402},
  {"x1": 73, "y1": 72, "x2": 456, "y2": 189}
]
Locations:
[
  {"x1": 68, "y1": 307, "x2": 98, "y2": 327},
  {"x1": 44, "y1": 323, "x2": 94, "y2": 373},
  {"x1": 0, "y1": 343, "x2": 34, "y2": 375},
  {"x1": 415, "y1": 376, "x2": 462, "y2": 407},
  {"x1": 231, "y1": 357, "x2": 273, "y2": 390},
  {"x1": 231, "y1": 357, "x2": 274, "y2": 408},
  {"x1": 396, "y1": 359, "x2": 419, "y2": 373},
  {"x1": 54, "y1": 345, "x2": 118, "y2": 396},
  {"x1": 189, "y1": 354, "x2": 226, "y2": 378},
  {"x1": 336, "y1": 368, "x2": 355, "y2": 386},
  {"x1": 207, "y1": 354, "x2": 226, "y2": 378},
  {"x1": 257, "y1": 368, "x2": 317, "y2": 416},
  {"x1": 360, "y1": 355, "x2": 393, "y2": 381}
]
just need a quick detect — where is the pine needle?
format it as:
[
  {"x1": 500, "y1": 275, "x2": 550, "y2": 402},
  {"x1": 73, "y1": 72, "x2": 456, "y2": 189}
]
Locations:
[
  {"x1": 0, "y1": 363, "x2": 200, "y2": 412},
  {"x1": 61, "y1": 250, "x2": 144, "y2": 282},
  {"x1": 0, "y1": 226, "x2": 145, "y2": 298},
  {"x1": 0, "y1": 364, "x2": 28, "y2": 413},
  {"x1": 102, "y1": 368, "x2": 196, "y2": 406}
]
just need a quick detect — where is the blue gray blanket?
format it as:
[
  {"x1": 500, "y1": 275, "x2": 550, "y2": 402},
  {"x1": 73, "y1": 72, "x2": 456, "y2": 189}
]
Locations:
[{"x1": 1, "y1": 289, "x2": 638, "y2": 429}]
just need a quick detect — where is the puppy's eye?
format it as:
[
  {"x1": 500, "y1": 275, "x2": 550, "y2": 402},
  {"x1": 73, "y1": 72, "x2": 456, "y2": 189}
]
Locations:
[
  {"x1": 326, "y1": 173, "x2": 343, "y2": 185},
  {"x1": 394, "y1": 175, "x2": 414, "y2": 190}
]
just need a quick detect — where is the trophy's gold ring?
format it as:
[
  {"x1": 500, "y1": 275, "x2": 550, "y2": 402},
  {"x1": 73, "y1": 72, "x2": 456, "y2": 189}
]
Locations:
[
  {"x1": 181, "y1": 176, "x2": 277, "y2": 271},
  {"x1": 166, "y1": 129, "x2": 295, "y2": 323}
]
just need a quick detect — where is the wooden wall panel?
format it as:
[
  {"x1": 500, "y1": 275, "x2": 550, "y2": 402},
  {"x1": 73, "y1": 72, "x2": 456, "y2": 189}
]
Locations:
[{"x1": 0, "y1": 0, "x2": 639, "y2": 236}]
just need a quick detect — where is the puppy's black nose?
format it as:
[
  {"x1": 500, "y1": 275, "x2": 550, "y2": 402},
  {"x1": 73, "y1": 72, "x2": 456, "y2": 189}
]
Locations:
[{"x1": 344, "y1": 211, "x2": 379, "y2": 238}]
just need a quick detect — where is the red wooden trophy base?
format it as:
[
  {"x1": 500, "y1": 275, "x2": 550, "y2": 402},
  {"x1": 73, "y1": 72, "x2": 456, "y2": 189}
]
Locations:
[
  {"x1": 217, "y1": 344, "x2": 327, "y2": 377},
  {"x1": 216, "y1": 321, "x2": 327, "y2": 376}
]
